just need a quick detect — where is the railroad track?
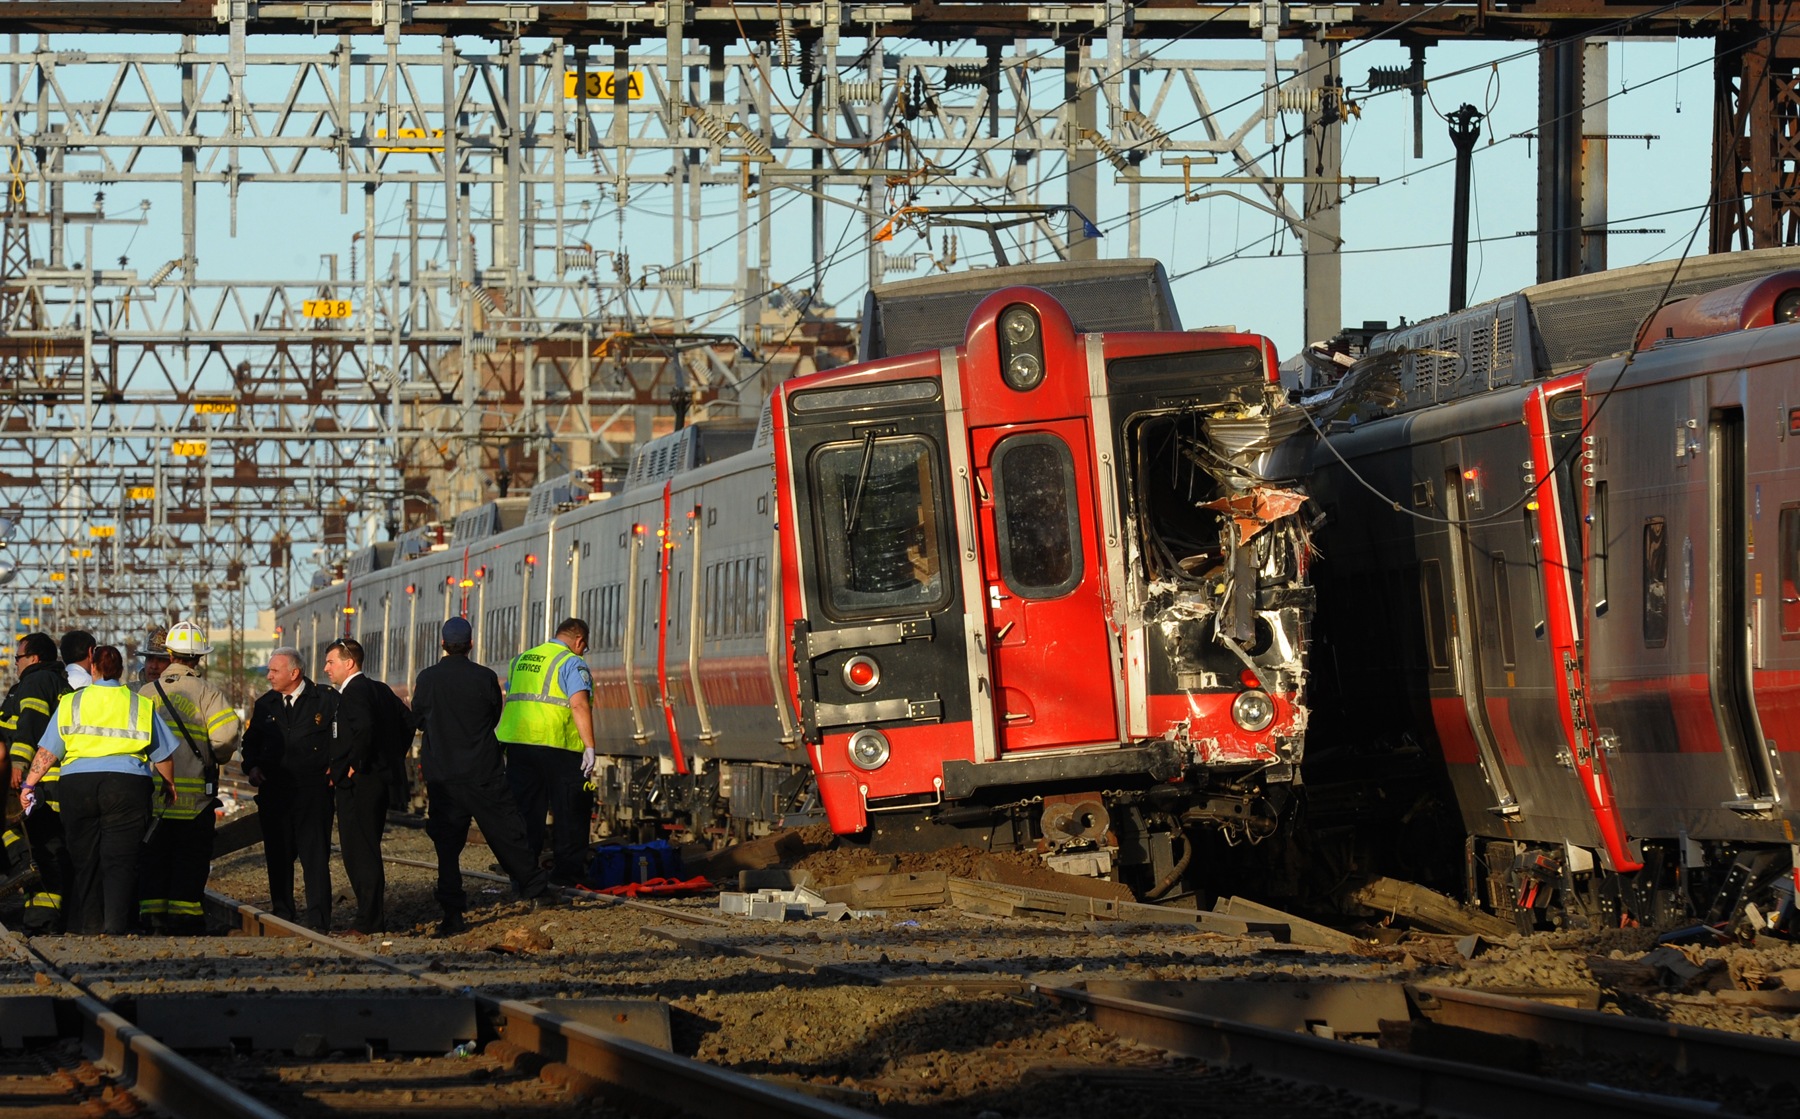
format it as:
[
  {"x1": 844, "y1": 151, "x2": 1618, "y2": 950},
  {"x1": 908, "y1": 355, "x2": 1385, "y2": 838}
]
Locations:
[
  {"x1": 1038, "y1": 980, "x2": 1797, "y2": 1119},
  {"x1": 19, "y1": 843, "x2": 1800, "y2": 1119},
  {"x1": 0, "y1": 920, "x2": 288, "y2": 1119},
  {"x1": 199, "y1": 887, "x2": 875, "y2": 1119},
  {"x1": 612, "y1": 887, "x2": 1800, "y2": 1119}
]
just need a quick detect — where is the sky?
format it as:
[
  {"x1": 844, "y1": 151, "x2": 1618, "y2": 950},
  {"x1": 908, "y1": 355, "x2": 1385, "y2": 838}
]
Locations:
[{"x1": 27, "y1": 31, "x2": 1714, "y2": 359}]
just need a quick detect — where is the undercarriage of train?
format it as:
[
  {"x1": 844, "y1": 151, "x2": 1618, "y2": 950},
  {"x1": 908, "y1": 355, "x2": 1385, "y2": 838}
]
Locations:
[{"x1": 1465, "y1": 837, "x2": 1800, "y2": 942}]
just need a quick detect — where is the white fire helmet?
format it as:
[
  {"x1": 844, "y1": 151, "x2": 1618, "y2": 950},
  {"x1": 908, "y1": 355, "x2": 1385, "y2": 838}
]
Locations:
[{"x1": 164, "y1": 619, "x2": 213, "y2": 656}]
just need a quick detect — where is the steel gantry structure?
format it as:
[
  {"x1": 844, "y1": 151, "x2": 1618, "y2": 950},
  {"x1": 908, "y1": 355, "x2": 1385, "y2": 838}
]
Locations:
[{"x1": 0, "y1": 0, "x2": 1787, "y2": 657}]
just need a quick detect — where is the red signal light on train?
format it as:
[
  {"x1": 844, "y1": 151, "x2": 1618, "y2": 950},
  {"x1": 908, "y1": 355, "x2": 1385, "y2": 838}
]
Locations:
[
  {"x1": 842, "y1": 654, "x2": 881, "y2": 694},
  {"x1": 1239, "y1": 668, "x2": 1260, "y2": 689},
  {"x1": 525, "y1": 554, "x2": 538, "y2": 565}
]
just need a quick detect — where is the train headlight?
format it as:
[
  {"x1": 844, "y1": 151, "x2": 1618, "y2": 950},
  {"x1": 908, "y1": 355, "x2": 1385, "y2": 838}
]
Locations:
[
  {"x1": 847, "y1": 728, "x2": 891, "y2": 771},
  {"x1": 1778, "y1": 288, "x2": 1800, "y2": 324},
  {"x1": 1005, "y1": 352, "x2": 1045, "y2": 390},
  {"x1": 842, "y1": 654, "x2": 881, "y2": 694},
  {"x1": 1231, "y1": 689, "x2": 1276, "y2": 733},
  {"x1": 1000, "y1": 305, "x2": 1039, "y2": 345},
  {"x1": 997, "y1": 303, "x2": 1046, "y2": 392}
]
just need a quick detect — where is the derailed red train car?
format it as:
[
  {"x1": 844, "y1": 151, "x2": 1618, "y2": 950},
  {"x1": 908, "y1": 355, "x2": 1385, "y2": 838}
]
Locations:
[{"x1": 772, "y1": 279, "x2": 1329, "y2": 893}]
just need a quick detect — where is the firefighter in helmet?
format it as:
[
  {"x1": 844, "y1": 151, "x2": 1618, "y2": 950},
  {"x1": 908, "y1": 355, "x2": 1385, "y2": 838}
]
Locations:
[
  {"x1": 2, "y1": 632, "x2": 73, "y2": 929},
  {"x1": 137, "y1": 619, "x2": 241, "y2": 932}
]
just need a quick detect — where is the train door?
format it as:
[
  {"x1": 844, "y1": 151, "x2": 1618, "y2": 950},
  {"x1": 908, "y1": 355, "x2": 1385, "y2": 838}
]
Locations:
[
  {"x1": 1527, "y1": 378, "x2": 1639, "y2": 870},
  {"x1": 1442, "y1": 447, "x2": 1522, "y2": 815},
  {"x1": 1747, "y1": 362, "x2": 1800, "y2": 810},
  {"x1": 969, "y1": 419, "x2": 1118, "y2": 752},
  {"x1": 1709, "y1": 404, "x2": 1780, "y2": 808}
]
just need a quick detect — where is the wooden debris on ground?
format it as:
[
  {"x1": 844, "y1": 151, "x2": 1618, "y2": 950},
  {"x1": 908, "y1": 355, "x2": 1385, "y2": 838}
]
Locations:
[
  {"x1": 1211, "y1": 896, "x2": 1367, "y2": 951},
  {"x1": 1339, "y1": 876, "x2": 1514, "y2": 938},
  {"x1": 817, "y1": 871, "x2": 950, "y2": 910},
  {"x1": 1585, "y1": 947, "x2": 1729, "y2": 992},
  {"x1": 946, "y1": 876, "x2": 1288, "y2": 938},
  {"x1": 972, "y1": 855, "x2": 1135, "y2": 903}
]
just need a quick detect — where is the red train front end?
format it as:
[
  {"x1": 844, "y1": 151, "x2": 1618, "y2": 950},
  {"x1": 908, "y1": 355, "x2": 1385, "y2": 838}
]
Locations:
[{"x1": 773, "y1": 287, "x2": 1315, "y2": 892}]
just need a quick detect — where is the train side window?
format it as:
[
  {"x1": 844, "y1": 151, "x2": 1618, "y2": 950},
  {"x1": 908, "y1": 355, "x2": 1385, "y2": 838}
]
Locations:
[
  {"x1": 991, "y1": 433, "x2": 1083, "y2": 598},
  {"x1": 1782, "y1": 505, "x2": 1800, "y2": 637},
  {"x1": 1590, "y1": 480, "x2": 1609, "y2": 616},
  {"x1": 1524, "y1": 508, "x2": 1546, "y2": 639},
  {"x1": 703, "y1": 564, "x2": 717, "y2": 638},
  {"x1": 735, "y1": 558, "x2": 749, "y2": 635},
  {"x1": 1643, "y1": 517, "x2": 1668, "y2": 648},
  {"x1": 808, "y1": 435, "x2": 949, "y2": 619},
  {"x1": 1492, "y1": 553, "x2": 1517, "y2": 669},
  {"x1": 754, "y1": 555, "x2": 769, "y2": 633},
  {"x1": 1420, "y1": 559, "x2": 1451, "y2": 671}
]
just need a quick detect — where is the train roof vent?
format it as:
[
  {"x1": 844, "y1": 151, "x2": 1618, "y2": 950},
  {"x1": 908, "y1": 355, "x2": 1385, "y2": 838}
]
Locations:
[
  {"x1": 452, "y1": 502, "x2": 500, "y2": 543},
  {"x1": 308, "y1": 569, "x2": 332, "y2": 592},
  {"x1": 1378, "y1": 294, "x2": 1528, "y2": 413},
  {"x1": 860, "y1": 258, "x2": 1182, "y2": 362},
  {"x1": 345, "y1": 541, "x2": 396, "y2": 577},
  {"x1": 394, "y1": 521, "x2": 450, "y2": 561},
  {"x1": 625, "y1": 419, "x2": 761, "y2": 490},
  {"x1": 526, "y1": 472, "x2": 591, "y2": 522}
]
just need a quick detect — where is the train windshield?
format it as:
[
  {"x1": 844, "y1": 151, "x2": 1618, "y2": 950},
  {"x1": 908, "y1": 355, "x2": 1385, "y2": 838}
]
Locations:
[{"x1": 809, "y1": 435, "x2": 947, "y2": 618}]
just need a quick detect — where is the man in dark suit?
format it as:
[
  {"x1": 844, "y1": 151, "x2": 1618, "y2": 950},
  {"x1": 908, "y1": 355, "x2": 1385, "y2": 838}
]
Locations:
[
  {"x1": 322, "y1": 637, "x2": 404, "y2": 936},
  {"x1": 410, "y1": 617, "x2": 559, "y2": 936},
  {"x1": 241, "y1": 646, "x2": 336, "y2": 930}
]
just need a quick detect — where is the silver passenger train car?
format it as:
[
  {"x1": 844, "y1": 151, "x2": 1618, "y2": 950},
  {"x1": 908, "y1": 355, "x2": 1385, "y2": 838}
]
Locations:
[
  {"x1": 1309, "y1": 247, "x2": 1800, "y2": 934},
  {"x1": 276, "y1": 412, "x2": 810, "y2": 842}
]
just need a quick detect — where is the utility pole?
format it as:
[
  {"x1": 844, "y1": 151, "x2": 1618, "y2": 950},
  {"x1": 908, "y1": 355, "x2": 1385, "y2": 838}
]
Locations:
[
  {"x1": 1302, "y1": 37, "x2": 1341, "y2": 345},
  {"x1": 1447, "y1": 104, "x2": 1484, "y2": 313}
]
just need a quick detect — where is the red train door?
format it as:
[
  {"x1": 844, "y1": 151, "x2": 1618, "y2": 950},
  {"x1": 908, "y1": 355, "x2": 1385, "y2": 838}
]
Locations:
[{"x1": 970, "y1": 419, "x2": 1118, "y2": 752}]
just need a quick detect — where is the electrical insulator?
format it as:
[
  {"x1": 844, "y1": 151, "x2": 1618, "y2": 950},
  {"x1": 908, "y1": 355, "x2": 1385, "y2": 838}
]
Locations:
[
  {"x1": 882, "y1": 252, "x2": 928, "y2": 276},
  {"x1": 686, "y1": 106, "x2": 734, "y2": 148},
  {"x1": 944, "y1": 64, "x2": 984, "y2": 89},
  {"x1": 1366, "y1": 64, "x2": 1418, "y2": 91},
  {"x1": 467, "y1": 335, "x2": 497, "y2": 354},
  {"x1": 774, "y1": 16, "x2": 795, "y2": 69},
  {"x1": 1275, "y1": 84, "x2": 1322, "y2": 114},
  {"x1": 146, "y1": 259, "x2": 181, "y2": 289},
  {"x1": 837, "y1": 79, "x2": 882, "y2": 105},
  {"x1": 1080, "y1": 129, "x2": 1129, "y2": 172},
  {"x1": 558, "y1": 248, "x2": 596, "y2": 272}
]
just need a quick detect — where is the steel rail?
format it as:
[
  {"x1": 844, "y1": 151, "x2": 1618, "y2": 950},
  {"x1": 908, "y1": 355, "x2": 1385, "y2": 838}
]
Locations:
[
  {"x1": 1034, "y1": 982, "x2": 1741, "y2": 1119},
  {"x1": 0, "y1": 921, "x2": 292, "y2": 1119},
  {"x1": 1413, "y1": 983, "x2": 1800, "y2": 1089},
  {"x1": 201, "y1": 888, "x2": 868, "y2": 1119}
]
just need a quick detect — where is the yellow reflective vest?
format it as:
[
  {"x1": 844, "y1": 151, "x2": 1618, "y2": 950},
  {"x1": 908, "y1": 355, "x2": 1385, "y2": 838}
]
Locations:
[
  {"x1": 497, "y1": 641, "x2": 585, "y2": 751},
  {"x1": 56, "y1": 686, "x2": 154, "y2": 763}
]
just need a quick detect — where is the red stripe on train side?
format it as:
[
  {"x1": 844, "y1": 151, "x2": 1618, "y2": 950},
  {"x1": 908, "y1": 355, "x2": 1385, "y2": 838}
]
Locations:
[
  {"x1": 1430, "y1": 696, "x2": 1483, "y2": 766},
  {"x1": 1482, "y1": 696, "x2": 1528, "y2": 767},
  {"x1": 1751, "y1": 668, "x2": 1800, "y2": 751}
]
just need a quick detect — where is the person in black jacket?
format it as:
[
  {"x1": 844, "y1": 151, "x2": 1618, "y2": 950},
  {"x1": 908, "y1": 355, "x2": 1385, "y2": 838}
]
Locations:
[
  {"x1": 322, "y1": 637, "x2": 407, "y2": 936},
  {"x1": 3, "y1": 633, "x2": 72, "y2": 929},
  {"x1": 410, "y1": 617, "x2": 557, "y2": 936},
  {"x1": 240, "y1": 647, "x2": 337, "y2": 931}
]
